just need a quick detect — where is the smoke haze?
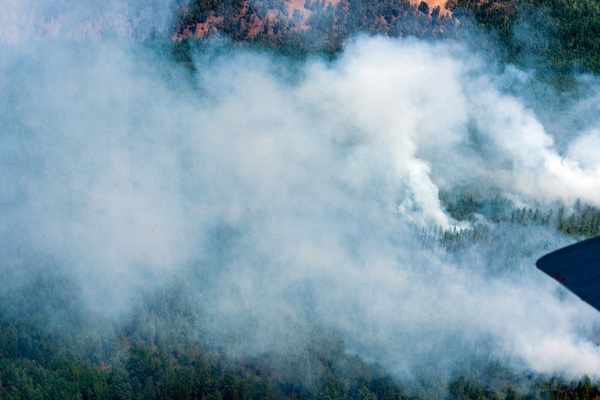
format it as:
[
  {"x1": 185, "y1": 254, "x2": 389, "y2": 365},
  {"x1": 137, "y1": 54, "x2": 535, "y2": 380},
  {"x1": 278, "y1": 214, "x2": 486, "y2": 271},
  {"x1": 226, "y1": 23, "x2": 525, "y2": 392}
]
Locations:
[
  {"x1": 0, "y1": 0, "x2": 183, "y2": 42},
  {"x1": 2, "y1": 0, "x2": 600, "y2": 388}
]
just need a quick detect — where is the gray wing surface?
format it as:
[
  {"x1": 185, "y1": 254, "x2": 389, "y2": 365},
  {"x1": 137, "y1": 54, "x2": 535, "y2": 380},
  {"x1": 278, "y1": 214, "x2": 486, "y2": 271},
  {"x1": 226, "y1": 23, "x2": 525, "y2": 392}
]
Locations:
[{"x1": 536, "y1": 236, "x2": 600, "y2": 311}]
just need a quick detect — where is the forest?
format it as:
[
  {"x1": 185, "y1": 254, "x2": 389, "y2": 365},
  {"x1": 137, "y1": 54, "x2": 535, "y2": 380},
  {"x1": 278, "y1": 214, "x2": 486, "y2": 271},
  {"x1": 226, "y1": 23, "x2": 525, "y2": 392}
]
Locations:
[
  {"x1": 173, "y1": 0, "x2": 600, "y2": 76},
  {"x1": 2, "y1": 200, "x2": 600, "y2": 399},
  {"x1": 3, "y1": 0, "x2": 600, "y2": 398}
]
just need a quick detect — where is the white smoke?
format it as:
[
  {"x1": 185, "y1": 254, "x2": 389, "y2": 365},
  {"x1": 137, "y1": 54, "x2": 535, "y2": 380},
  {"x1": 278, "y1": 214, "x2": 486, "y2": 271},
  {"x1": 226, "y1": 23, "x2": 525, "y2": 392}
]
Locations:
[{"x1": 2, "y1": 8, "x2": 600, "y2": 383}]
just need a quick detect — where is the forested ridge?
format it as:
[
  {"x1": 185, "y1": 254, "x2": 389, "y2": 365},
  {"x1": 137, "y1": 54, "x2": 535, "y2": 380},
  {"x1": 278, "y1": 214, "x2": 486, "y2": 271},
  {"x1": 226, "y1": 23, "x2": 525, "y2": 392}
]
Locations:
[
  {"x1": 172, "y1": 0, "x2": 600, "y2": 75},
  {"x1": 172, "y1": 0, "x2": 456, "y2": 57},
  {"x1": 447, "y1": 0, "x2": 600, "y2": 74},
  {"x1": 434, "y1": 197, "x2": 600, "y2": 250}
]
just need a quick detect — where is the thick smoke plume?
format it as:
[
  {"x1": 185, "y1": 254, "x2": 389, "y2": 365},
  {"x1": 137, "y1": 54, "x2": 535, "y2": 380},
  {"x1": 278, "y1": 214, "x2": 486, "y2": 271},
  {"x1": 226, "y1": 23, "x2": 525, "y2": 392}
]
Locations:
[{"x1": 2, "y1": 1, "x2": 600, "y2": 386}]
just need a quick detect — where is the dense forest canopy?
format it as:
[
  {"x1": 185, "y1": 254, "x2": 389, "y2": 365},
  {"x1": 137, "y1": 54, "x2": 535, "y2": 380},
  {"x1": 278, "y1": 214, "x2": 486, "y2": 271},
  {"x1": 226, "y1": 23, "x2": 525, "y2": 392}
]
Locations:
[
  {"x1": 173, "y1": 0, "x2": 600, "y2": 76},
  {"x1": 2, "y1": 0, "x2": 600, "y2": 399}
]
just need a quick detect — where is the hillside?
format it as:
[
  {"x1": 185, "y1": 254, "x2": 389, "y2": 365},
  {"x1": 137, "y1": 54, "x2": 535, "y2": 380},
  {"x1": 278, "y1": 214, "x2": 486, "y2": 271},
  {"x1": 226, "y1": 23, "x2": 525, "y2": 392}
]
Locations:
[
  {"x1": 172, "y1": 0, "x2": 456, "y2": 55},
  {"x1": 173, "y1": 0, "x2": 600, "y2": 75},
  {"x1": 447, "y1": 0, "x2": 600, "y2": 74}
]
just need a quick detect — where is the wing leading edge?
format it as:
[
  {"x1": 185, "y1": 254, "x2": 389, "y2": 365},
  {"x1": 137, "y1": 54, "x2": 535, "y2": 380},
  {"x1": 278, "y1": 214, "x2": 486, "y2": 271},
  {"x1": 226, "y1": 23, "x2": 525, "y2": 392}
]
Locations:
[{"x1": 536, "y1": 236, "x2": 600, "y2": 312}]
